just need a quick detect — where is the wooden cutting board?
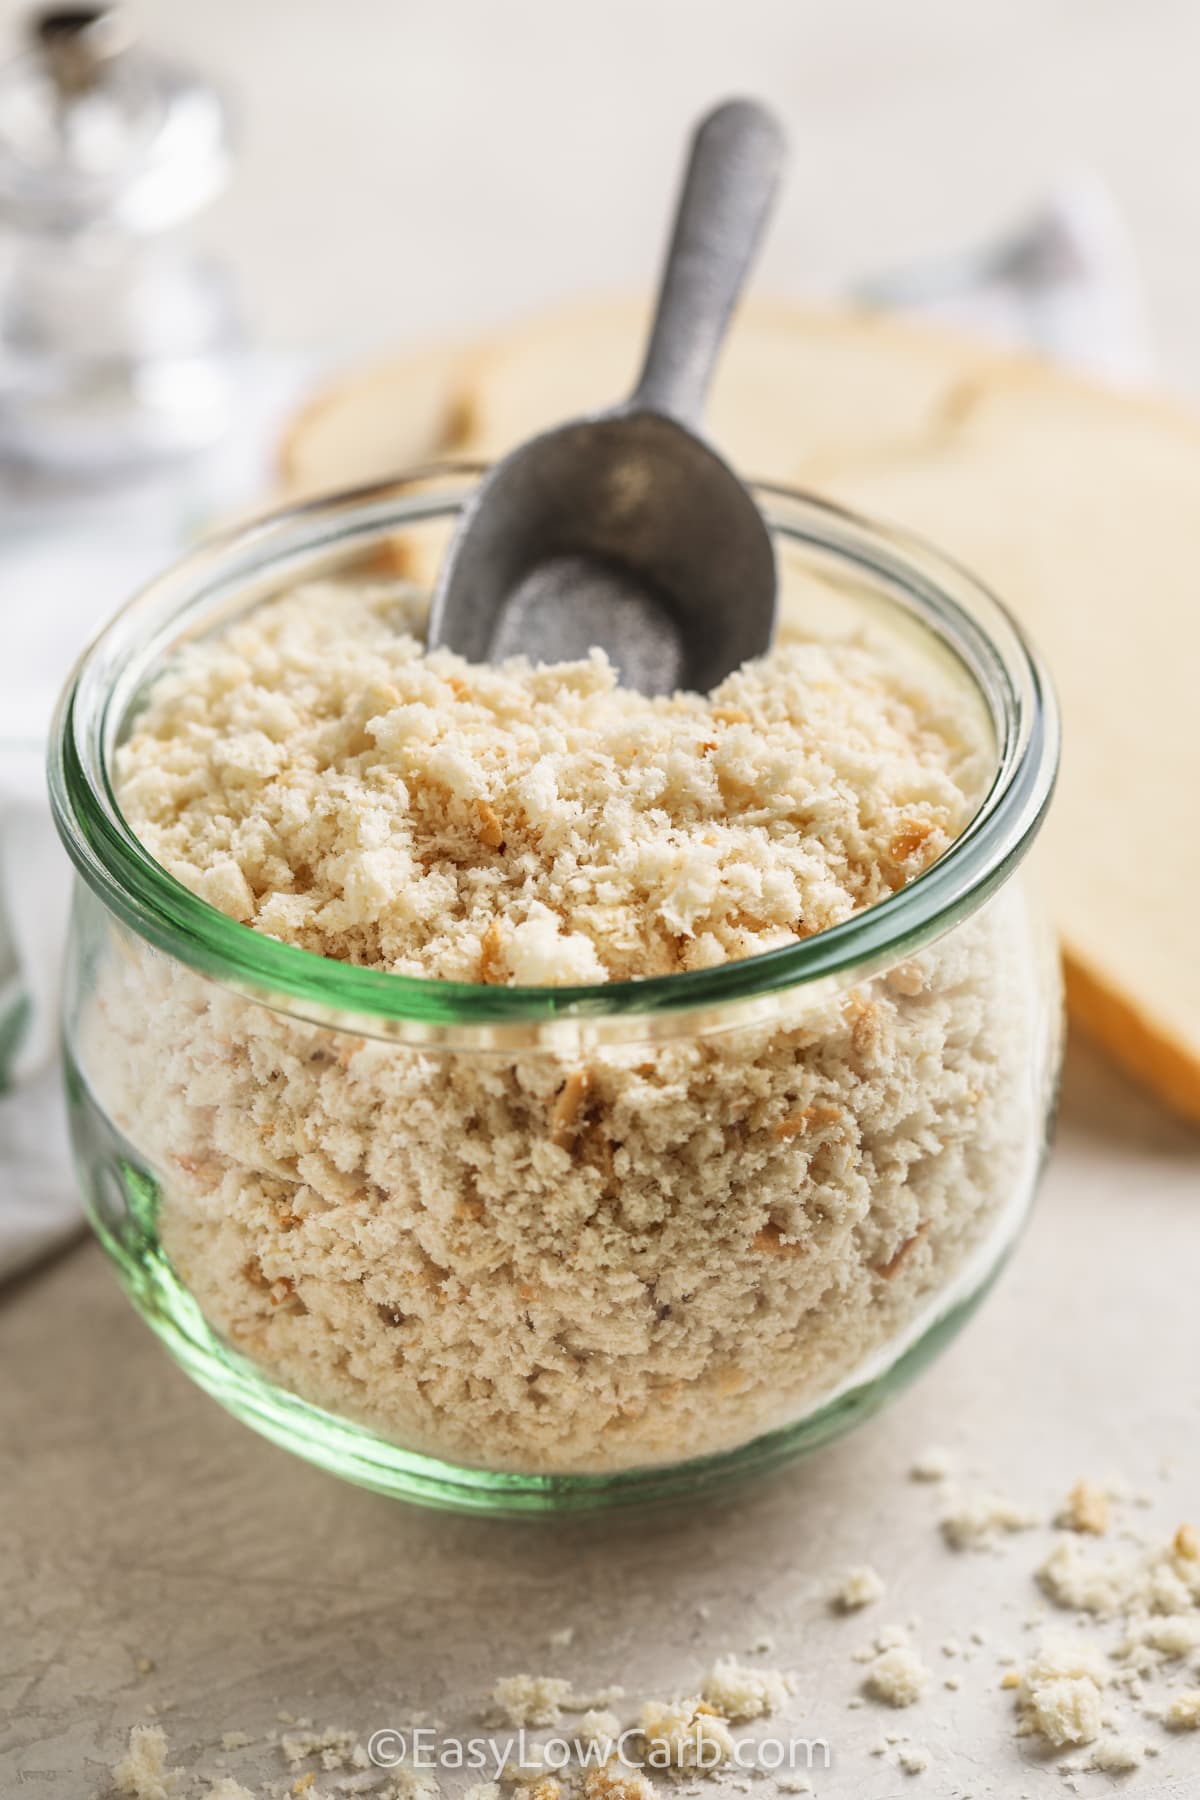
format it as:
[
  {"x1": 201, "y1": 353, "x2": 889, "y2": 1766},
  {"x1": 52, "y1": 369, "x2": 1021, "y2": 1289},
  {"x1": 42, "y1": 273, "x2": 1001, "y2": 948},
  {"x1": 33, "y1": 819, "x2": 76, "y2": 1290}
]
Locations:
[{"x1": 279, "y1": 298, "x2": 1200, "y2": 1126}]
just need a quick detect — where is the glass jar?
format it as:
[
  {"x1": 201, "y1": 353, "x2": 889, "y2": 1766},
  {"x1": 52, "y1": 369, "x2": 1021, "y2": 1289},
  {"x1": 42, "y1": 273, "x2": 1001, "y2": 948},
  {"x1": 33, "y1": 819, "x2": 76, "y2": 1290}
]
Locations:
[{"x1": 48, "y1": 469, "x2": 1062, "y2": 1513}]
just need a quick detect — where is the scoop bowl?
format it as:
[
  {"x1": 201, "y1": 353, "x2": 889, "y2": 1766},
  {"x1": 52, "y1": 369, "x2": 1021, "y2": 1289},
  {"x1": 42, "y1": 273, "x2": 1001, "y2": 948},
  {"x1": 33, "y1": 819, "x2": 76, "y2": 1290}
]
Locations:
[{"x1": 427, "y1": 98, "x2": 786, "y2": 695}]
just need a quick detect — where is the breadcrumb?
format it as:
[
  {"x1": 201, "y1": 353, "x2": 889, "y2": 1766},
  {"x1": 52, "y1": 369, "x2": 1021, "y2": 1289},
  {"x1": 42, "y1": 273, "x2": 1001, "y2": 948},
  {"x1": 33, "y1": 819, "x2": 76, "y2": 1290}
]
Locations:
[
  {"x1": 1016, "y1": 1636, "x2": 1108, "y2": 1749},
  {"x1": 1166, "y1": 1691, "x2": 1200, "y2": 1731},
  {"x1": 489, "y1": 1675, "x2": 572, "y2": 1729},
  {"x1": 939, "y1": 1489, "x2": 1037, "y2": 1550},
  {"x1": 576, "y1": 1710, "x2": 622, "y2": 1748},
  {"x1": 700, "y1": 1655, "x2": 791, "y2": 1721},
  {"x1": 898, "y1": 1743, "x2": 931, "y2": 1774},
  {"x1": 1057, "y1": 1479, "x2": 1110, "y2": 1536},
  {"x1": 864, "y1": 1643, "x2": 930, "y2": 1708},
  {"x1": 910, "y1": 1446, "x2": 957, "y2": 1483},
  {"x1": 1086, "y1": 1735, "x2": 1147, "y2": 1772},
  {"x1": 833, "y1": 1565, "x2": 886, "y2": 1611},
  {"x1": 582, "y1": 1762, "x2": 657, "y2": 1800},
  {"x1": 638, "y1": 1696, "x2": 735, "y2": 1768},
  {"x1": 111, "y1": 1725, "x2": 180, "y2": 1800}
]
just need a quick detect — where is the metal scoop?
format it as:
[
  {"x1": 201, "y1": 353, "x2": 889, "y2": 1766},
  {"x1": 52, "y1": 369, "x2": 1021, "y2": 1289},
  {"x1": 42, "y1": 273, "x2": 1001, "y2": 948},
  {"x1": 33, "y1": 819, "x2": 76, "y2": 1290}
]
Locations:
[{"x1": 427, "y1": 99, "x2": 786, "y2": 696}]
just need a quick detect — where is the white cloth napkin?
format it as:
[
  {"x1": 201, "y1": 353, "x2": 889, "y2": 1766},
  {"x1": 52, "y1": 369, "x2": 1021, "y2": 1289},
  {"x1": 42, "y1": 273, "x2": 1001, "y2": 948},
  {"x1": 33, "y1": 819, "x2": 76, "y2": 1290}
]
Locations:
[
  {"x1": 0, "y1": 181, "x2": 1155, "y2": 1283},
  {"x1": 0, "y1": 354, "x2": 311, "y2": 1279}
]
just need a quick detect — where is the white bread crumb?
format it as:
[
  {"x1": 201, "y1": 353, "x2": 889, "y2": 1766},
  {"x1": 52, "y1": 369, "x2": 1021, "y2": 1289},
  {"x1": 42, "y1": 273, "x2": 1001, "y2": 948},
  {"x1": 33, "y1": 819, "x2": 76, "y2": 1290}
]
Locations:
[
  {"x1": 638, "y1": 1696, "x2": 735, "y2": 1767},
  {"x1": 111, "y1": 1725, "x2": 180, "y2": 1800},
  {"x1": 1167, "y1": 1690, "x2": 1200, "y2": 1730},
  {"x1": 1086, "y1": 1735, "x2": 1147, "y2": 1771},
  {"x1": 1016, "y1": 1635, "x2": 1108, "y2": 1749},
  {"x1": 939, "y1": 1489, "x2": 1038, "y2": 1550},
  {"x1": 576, "y1": 1710, "x2": 622, "y2": 1747},
  {"x1": 1022, "y1": 1634, "x2": 1109, "y2": 1688},
  {"x1": 833, "y1": 1565, "x2": 886, "y2": 1611},
  {"x1": 910, "y1": 1446, "x2": 957, "y2": 1482},
  {"x1": 497, "y1": 1751, "x2": 552, "y2": 1788},
  {"x1": 1023, "y1": 1678, "x2": 1104, "y2": 1748},
  {"x1": 380, "y1": 1760, "x2": 434, "y2": 1798},
  {"x1": 864, "y1": 1642, "x2": 930, "y2": 1707},
  {"x1": 207, "y1": 1782, "x2": 258, "y2": 1800},
  {"x1": 1041, "y1": 1521, "x2": 1200, "y2": 1624},
  {"x1": 279, "y1": 1724, "x2": 359, "y2": 1769},
  {"x1": 488, "y1": 1675, "x2": 572, "y2": 1728},
  {"x1": 700, "y1": 1655, "x2": 791, "y2": 1721},
  {"x1": 898, "y1": 1743, "x2": 931, "y2": 1774},
  {"x1": 1036, "y1": 1538, "x2": 1129, "y2": 1614},
  {"x1": 1121, "y1": 1615, "x2": 1200, "y2": 1658}
]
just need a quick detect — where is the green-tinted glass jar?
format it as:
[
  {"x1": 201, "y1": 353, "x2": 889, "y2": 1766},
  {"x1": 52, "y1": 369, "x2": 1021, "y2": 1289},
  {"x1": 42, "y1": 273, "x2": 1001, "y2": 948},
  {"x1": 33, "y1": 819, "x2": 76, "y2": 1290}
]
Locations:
[{"x1": 48, "y1": 470, "x2": 1061, "y2": 1513}]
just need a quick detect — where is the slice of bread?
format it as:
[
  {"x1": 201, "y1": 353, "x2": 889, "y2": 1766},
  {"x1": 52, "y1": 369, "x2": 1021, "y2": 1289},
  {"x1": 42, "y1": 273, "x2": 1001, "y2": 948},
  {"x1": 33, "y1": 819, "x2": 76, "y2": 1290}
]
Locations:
[
  {"x1": 820, "y1": 368, "x2": 1200, "y2": 1121},
  {"x1": 455, "y1": 295, "x2": 987, "y2": 479},
  {"x1": 278, "y1": 339, "x2": 474, "y2": 499},
  {"x1": 276, "y1": 299, "x2": 1200, "y2": 1123}
]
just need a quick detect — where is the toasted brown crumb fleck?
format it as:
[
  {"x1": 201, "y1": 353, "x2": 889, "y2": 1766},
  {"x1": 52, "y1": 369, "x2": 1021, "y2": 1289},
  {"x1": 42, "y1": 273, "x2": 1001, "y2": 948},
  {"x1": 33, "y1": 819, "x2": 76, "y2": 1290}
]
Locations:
[
  {"x1": 875, "y1": 1222, "x2": 930, "y2": 1279},
  {"x1": 478, "y1": 918, "x2": 504, "y2": 983},
  {"x1": 583, "y1": 1761, "x2": 656, "y2": 1800},
  {"x1": 775, "y1": 1103, "x2": 842, "y2": 1140},
  {"x1": 753, "y1": 1222, "x2": 808, "y2": 1258},
  {"x1": 1174, "y1": 1523, "x2": 1200, "y2": 1561},
  {"x1": 475, "y1": 798, "x2": 505, "y2": 849},
  {"x1": 890, "y1": 818, "x2": 935, "y2": 862},
  {"x1": 551, "y1": 1070, "x2": 592, "y2": 1149},
  {"x1": 1059, "y1": 1479, "x2": 1110, "y2": 1535}
]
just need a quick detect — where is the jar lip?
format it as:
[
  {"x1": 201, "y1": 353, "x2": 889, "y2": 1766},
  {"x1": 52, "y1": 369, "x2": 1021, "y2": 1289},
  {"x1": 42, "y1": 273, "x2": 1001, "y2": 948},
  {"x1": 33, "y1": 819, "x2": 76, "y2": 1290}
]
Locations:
[{"x1": 48, "y1": 465, "x2": 1060, "y2": 1047}]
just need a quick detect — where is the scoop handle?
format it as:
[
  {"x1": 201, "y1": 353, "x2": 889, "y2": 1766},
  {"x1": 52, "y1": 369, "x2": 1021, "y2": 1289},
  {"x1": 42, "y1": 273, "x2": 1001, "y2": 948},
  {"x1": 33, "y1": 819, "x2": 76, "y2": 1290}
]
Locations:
[{"x1": 630, "y1": 98, "x2": 786, "y2": 427}]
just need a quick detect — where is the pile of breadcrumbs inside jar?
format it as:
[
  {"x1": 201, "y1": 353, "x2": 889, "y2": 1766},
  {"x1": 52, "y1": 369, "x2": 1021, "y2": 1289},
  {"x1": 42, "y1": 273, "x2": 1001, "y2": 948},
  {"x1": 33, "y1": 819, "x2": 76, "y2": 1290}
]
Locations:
[{"x1": 80, "y1": 576, "x2": 1047, "y2": 1474}]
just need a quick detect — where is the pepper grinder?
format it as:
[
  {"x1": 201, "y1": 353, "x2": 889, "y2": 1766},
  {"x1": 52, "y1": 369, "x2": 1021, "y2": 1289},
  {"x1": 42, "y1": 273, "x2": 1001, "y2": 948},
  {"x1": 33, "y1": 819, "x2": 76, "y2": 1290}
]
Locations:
[{"x1": 0, "y1": 5, "x2": 242, "y2": 473}]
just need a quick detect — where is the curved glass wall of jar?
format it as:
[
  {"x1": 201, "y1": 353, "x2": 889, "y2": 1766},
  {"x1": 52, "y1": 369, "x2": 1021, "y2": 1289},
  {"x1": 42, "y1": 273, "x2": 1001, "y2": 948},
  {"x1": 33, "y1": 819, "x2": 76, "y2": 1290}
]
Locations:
[{"x1": 50, "y1": 471, "x2": 1062, "y2": 1512}]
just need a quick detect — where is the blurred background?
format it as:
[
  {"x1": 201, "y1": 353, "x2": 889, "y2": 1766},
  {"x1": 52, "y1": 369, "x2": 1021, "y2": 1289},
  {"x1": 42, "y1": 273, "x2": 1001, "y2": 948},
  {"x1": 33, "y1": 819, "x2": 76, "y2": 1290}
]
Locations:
[{"x1": 0, "y1": 0, "x2": 1192, "y2": 379}]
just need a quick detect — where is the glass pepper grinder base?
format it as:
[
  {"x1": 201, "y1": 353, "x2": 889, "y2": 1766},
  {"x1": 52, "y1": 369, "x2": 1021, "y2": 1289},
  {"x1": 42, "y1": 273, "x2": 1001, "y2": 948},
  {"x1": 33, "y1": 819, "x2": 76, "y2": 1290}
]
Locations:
[{"x1": 0, "y1": 5, "x2": 243, "y2": 476}]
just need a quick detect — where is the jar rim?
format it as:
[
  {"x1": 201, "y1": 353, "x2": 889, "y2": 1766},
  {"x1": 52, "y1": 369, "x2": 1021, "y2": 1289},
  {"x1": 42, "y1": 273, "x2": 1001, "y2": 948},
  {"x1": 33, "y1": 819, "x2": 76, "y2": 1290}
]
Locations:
[{"x1": 47, "y1": 465, "x2": 1060, "y2": 1049}]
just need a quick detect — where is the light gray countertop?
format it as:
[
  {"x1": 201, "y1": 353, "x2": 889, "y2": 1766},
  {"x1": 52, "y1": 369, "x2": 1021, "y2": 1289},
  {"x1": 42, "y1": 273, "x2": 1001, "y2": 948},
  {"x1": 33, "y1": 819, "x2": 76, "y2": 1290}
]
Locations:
[{"x1": 4, "y1": 1036, "x2": 1198, "y2": 1798}]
